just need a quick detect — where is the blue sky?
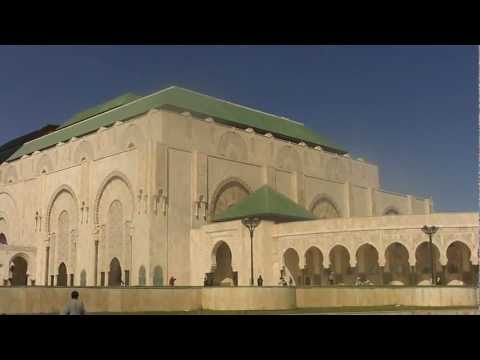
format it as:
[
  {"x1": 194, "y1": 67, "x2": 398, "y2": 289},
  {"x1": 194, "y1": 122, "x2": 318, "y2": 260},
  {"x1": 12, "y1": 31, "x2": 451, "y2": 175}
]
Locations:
[{"x1": 0, "y1": 45, "x2": 476, "y2": 212}]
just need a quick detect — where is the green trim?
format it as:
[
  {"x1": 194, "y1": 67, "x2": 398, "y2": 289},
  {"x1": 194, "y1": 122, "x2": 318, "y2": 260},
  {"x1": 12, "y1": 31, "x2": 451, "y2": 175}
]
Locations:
[
  {"x1": 213, "y1": 185, "x2": 317, "y2": 223},
  {"x1": 5, "y1": 86, "x2": 347, "y2": 162}
]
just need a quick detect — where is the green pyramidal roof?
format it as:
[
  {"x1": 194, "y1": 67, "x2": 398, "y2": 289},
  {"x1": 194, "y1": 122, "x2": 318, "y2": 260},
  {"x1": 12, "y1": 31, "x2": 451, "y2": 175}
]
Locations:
[
  {"x1": 6, "y1": 86, "x2": 347, "y2": 162},
  {"x1": 213, "y1": 185, "x2": 317, "y2": 223}
]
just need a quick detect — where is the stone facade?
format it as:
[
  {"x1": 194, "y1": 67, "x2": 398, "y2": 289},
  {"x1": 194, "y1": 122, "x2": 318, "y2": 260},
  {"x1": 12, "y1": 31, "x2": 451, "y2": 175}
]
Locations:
[{"x1": 0, "y1": 101, "x2": 474, "y2": 288}]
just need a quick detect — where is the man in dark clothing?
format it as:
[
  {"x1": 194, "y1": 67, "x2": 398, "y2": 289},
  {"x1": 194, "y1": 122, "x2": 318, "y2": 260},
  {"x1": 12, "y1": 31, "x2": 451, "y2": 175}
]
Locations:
[
  {"x1": 169, "y1": 276, "x2": 176, "y2": 286},
  {"x1": 62, "y1": 291, "x2": 86, "y2": 315},
  {"x1": 257, "y1": 275, "x2": 263, "y2": 286}
]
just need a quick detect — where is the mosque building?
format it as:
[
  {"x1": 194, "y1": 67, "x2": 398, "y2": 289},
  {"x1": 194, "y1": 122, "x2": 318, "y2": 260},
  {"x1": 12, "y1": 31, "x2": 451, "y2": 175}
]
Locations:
[{"x1": 0, "y1": 86, "x2": 477, "y2": 288}]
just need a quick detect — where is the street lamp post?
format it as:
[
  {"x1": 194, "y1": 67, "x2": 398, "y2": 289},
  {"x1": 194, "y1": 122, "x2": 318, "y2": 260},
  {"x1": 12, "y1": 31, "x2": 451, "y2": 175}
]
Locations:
[
  {"x1": 242, "y1": 217, "x2": 261, "y2": 286},
  {"x1": 421, "y1": 225, "x2": 439, "y2": 286}
]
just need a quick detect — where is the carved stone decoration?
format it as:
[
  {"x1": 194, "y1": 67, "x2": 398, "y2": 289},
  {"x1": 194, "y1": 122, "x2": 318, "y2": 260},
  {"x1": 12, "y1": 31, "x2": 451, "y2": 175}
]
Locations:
[
  {"x1": 217, "y1": 131, "x2": 248, "y2": 161},
  {"x1": 211, "y1": 181, "x2": 250, "y2": 219},
  {"x1": 276, "y1": 145, "x2": 302, "y2": 173},
  {"x1": 326, "y1": 158, "x2": 347, "y2": 183},
  {"x1": 311, "y1": 197, "x2": 341, "y2": 219}
]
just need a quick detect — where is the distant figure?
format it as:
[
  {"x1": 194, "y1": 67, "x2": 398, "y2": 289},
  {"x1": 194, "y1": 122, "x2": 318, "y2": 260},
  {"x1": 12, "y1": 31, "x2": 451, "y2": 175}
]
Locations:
[
  {"x1": 305, "y1": 277, "x2": 311, "y2": 286},
  {"x1": 62, "y1": 291, "x2": 86, "y2": 315},
  {"x1": 288, "y1": 277, "x2": 293, "y2": 286},
  {"x1": 169, "y1": 276, "x2": 176, "y2": 286},
  {"x1": 436, "y1": 275, "x2": 441, "y2": 285},
  {"x1": 257, "y1": 275, "x2": 263, "y2": 287},
  {"x1": 354, "y1": 276, "x2": 362, "y2": 286},
  {"x1": 204, "y1": 275, "x2": 208, "y2": 287},
  {"x1": 8, "y1": 265, "x2": 14, "y2": 286},
  {"x1": 328, "y1": 272, "x2": 334, "y2": 285}
]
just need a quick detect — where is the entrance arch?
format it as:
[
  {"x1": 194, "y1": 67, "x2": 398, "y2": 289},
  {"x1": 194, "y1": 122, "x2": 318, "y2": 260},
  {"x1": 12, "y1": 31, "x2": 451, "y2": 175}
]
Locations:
[
  {"x1": 210, "y1": 241, "x2": 235, "y2": 286},
  {"x1": 356, "y1": 244, "x2": 380, "y2": 284},
  {"x1": 304, "y1": 247, "x2": 323, "y2": 286},
  {"x1": 329, "y1": 245, "x2": 351, "y2": 285},
  {"x1": 446, "y1": 241, "x2": 472, "y2": 286},
  {"x1": 283, "y1": 248, "x2": 301, "y2": 286},
  {"x1": 415, "y1": 242, "x2": 441, "y2": 285},
  {"x1": 10, "y1": 255, "x2": 28, "y2": 286},
  {"x1": 57, "y1": 263, "x2": 68, "y2": 287},
  {"x1": 385, "y1": 242, "x2": 410, "y2": 285},
  {"x1": 108, "y1": 257, "x2": 122, "y2": 287}
]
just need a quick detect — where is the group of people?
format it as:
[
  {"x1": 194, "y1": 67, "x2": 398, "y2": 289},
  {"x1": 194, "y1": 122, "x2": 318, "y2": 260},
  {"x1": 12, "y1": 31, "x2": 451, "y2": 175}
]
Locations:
[{"x1": 354, "y1": 276, "x2": 374, "y2": 286}]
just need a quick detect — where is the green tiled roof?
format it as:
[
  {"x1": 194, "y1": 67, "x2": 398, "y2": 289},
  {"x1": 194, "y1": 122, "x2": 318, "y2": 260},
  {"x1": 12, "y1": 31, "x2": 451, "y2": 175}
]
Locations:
[
  {"x1": 59, "y1": 93, "x2": 141, "y2": 129},
  {"x1": 6, "y1": 86, "x2": 347, "y2": 161},
  {"x1": 213, "y1": 185, "x2": 317, "y2": 223}
]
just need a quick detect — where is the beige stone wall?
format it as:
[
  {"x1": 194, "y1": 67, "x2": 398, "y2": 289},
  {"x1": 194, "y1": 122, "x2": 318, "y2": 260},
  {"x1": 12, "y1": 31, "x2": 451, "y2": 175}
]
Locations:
[
  {"x1": 0, "y1": 107, "x2": 441, "y2": 288},
  {"x1": 0, "y1": 286, "x2": 476, "y2": 314},
  {"x1": 296, "y1": 287, "x2": 478, "y2": 308},
  {"x1": 202, "y1": 287, "x2": 296, "y2": 311}
]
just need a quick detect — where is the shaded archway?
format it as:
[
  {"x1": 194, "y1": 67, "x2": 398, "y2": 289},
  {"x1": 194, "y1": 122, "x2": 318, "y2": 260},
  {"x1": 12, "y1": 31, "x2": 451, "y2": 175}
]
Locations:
[
  {"x1": 446, "y1": 241, "x2": 473, "y2": 286},
  {"x1": 153, "y1": 266, "x2": 163, "y2": 286},
  {"x1": 329, "y1": 245, "x2": 351, "y2": 285},
  {"x1": 284, "y1": 248, "x2": 301, "y2": 286},
  {"x1": 80, "y1": 270, "x2": 87, "y2": 286},
  {"x1": 356, "y1": 244, "x2": 380, "y2": 284},
  {"x1": 108, "y1": 257, "x2": 122, "y2": 287},
  {"x1": 10, "y1": 255, "x2": 28, "y2": 286},
  {"x1": 415, "y1": 242, "x2": 441, "y2": 285},
  {"x1": 0, "y1": 233, "x2": 6, "y2": 245},
  {"x1": 138, "y1": 265, "x2": 146, "y2": 286},
  {"x1": 384, "y1": 242, "x2": 410, "y2": 285},
  {"x1": 57, "y1": 263, "x2": 68, "y2": 287},
  {"x1": 210, "y1": 241, "x2": 235, "y2": 286},
  {"x1": 304, "y1": 247, "x2": 324, "y2": 286}
]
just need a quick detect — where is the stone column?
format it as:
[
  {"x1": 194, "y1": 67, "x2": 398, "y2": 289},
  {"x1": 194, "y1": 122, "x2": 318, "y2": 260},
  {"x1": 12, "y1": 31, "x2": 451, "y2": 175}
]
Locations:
[
  {"x1": 409, "y1": 265, "x2": 416, "y2": 286},
  {"x1": 441, "y1": 265, "x2": 447, "y2": 286},
  {"x1": 366, "y1": 187, "x2": 374, "y2": 216},
  {"x1": 344, "y1": 181, "x2": 351, "y2": 218},
  {"x1": 44, "y1": 238, "x2": 50, "y2": 286},
  {"x1": 407, "y1": 195, "x2": 413, "y2": 215}
]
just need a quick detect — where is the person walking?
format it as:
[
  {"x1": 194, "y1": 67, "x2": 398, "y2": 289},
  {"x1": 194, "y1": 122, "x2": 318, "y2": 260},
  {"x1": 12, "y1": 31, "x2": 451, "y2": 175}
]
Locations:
[
  {"x1": 257, "y1": 275, "x2": 263, "y2": 286},
  {"x1": 62, "y1": 291, "x2": 86, "y2": 315},
  {"x1": 169, "y1": 276, "x2": 176, "y2": 286}
]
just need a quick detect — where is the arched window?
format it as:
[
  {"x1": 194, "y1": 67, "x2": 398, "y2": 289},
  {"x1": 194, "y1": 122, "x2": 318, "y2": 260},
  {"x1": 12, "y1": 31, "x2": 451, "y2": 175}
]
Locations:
[
  {"x1": 0, "y1": 233, "x2": 7, "y2": 245},
  {"x1": 153, "y1": 266, "x2": 163, "y2": 286},
  {"x1": 139, "y1": 266, "x2": 146, "y2": 286},
  {"x1": 310, "y1": 197, "x2": 340, "y2": 219},
  {"x1": 384, "y1": 209, "x2": 400, "y2": 215},
  {"x1": 211, "y1": 181, "x2": 250, "y2": 218}
]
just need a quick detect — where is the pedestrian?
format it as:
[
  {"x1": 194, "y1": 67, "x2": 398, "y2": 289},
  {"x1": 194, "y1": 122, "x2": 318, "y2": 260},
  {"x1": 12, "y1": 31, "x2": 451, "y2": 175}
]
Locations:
[
  {"x1": 204, "y1": 275, "x2": 208, "y2": 287},
  {"x1": 436, "y1": 275, "x2": 441, "y2": 285},
  {"x1": 257, "y1": 275, "x2": 263, "y2": 286},
  {"x1": 8, "y1": 264, "x2": 14, "y2": 286},
  {"x1": 354, "y1": 276, "x2": 362, "y2": 286},
  {"x1": 288, "y1": 277, "x2": 293, "y2": 286},
  {"x1": 169, "y1": 276, "x2": 176, "y2": 286},
  {"x1": 61, "y1": 290, "x2": 86, "y2": 315}
]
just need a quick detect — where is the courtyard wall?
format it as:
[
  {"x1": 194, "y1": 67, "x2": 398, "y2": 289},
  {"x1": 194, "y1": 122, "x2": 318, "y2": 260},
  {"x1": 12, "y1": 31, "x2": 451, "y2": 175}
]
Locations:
[{"x1": 0, "y1": 286, "x2": 477, "y2": 314}]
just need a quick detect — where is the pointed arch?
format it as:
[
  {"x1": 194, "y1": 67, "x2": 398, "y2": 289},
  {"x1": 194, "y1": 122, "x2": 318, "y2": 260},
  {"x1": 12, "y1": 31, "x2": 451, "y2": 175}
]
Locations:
[
  {"x1": 94, "y1": 171, "x2": 135, "y2": 225},
  {"x1": 210, "y1": 177, "x2": 251, "y2": 219},
  {"x1": 309, "y1": 194, "x2": 341, "y2": 219},
  {"x1": 46, "y1": 185, "x2": 79, "y2": 233}
]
